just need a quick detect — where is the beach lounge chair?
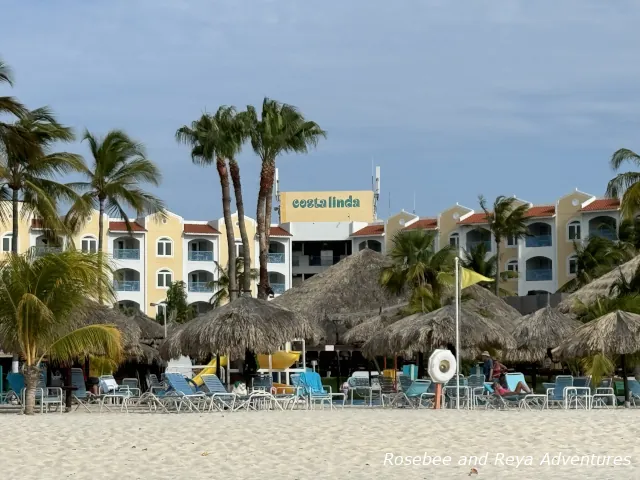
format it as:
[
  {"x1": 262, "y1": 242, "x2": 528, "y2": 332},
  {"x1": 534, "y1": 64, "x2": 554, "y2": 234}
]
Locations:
[
  {"x1": 378, "y1": 375, "x2": 401, "y2": 407},
  {"x1": 146, "y1": 374, "x2": 165, "y2": 393},
  {"x1": 5, "y1": 372, "x2": 24, "y2": 405},
  {"x1": 467, "y1": 374, "x2": 486, "y2": 409},
  {"x1": 200, "y1": 374, "x2": 237, "y2": 411},
  {"x1": 98, "y1": 375, "x2": 135, "y2": 413},
  {"x1": 444, "y1": 375, "x2": 470, "y2": 409},
  {"x1": 396, "y1": 375, "x2": 434, "y2": 408},
  {"x1": 591, "y1": 378, "x2": 616, "y2": 409},
  {"x1": 505, "y1": 373, "x2": 546, "y2": 410},
  {"x1": 546, "y1": 375, "x2": 574, "y2": 408},
  {"x1": 163, "y1": 373, "x2": 206, "y2": 412},
  {"x1": 7, "y1": 370, "x2": 63, "y2": 414},
  {"x1": 347, "y1": 376, "x2": 376, "y2": 406},
  {"x1": 627, "y1": 379, "x2": 640, "y2": 407},
  {"x1": 121, "y1": 378, "x2": 142, "y2": 397},
  {"x1": 299, "y1": 372, "x2": 345, "y2": 409},
  {"x1": 71, "y1": 368, "x2": 96, "y2": 412}
]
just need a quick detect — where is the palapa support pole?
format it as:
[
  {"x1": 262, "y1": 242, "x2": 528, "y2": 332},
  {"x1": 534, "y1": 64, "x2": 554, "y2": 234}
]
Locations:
[
  {"x1": 622, "y1": 354, "x2": 630, "y2": 408},
  {"x1": 434, "y1": 384, "x2": 442, "y2": 409}
]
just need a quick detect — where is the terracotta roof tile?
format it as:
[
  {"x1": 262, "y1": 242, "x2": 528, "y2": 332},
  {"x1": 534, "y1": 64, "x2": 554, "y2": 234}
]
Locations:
[
  {"x1": 109, "y1": 221, "x2": 146, "y2": 232},
  {"x1": 524, "y1": 205, "x2": 556, "y2": 218},
  {"x1": 404, "y1": 218, "x2": 438, "y2": 230},
  {"x1": 183, "y1": 223, "x2": 219, "y2": 235},
  {"x1": 457, "y1": 213, "x2": 488, "y2": 225},
  {"x1": 581, "y1": 198, "x2": 620, "y2": 212},
  {"x1": 270, "y1": 226, "x2": 292, "y2": 237},
  {"x1": 351, "y1": 224, "x2": 385, "y2": 236}
]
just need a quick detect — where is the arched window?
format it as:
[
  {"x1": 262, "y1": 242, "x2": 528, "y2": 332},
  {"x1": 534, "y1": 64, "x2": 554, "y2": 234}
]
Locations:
[
  {"x1": 506, "y1": 259, "x2": 518, "y2": 273},
  {"x1": 157, "y1": 268, "x2": 173, "y2": 288},
  {"x1": 449, "y1": 233, "x2": 459, "y2": 247},
  {"x1": 567, "y1": 220, "x2": 581, "y2": 241},
  {"x1": 568, "y1": 255, "x2": 578, "y2": 276},
  {"x1": 157, "y1": 237, "x2": 173, "y2": 257},
  {"x1": 81, "y1": 236, "x2": 97, "y2": 253},
  {"x1": 2, "y1": 233, "x2": 12, "y2": 252}
]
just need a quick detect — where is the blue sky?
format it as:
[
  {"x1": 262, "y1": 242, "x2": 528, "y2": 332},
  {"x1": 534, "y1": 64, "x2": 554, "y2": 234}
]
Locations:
[{"x1": 2, "y1": 0, "x2": 639, "y2": 220}]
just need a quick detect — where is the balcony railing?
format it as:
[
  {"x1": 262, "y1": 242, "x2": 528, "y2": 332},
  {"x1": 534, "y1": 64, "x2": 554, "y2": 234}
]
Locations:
[
  {"x1": 113, "y1": 280, "x2": 140, "y2": 291},
  {"x1": 32, "y1": 246, "x2": 63, "y2": 257},
  {"x1": 525, "y1": 235, "x2": 552, "y2": 248},
  {"x1": 188, "y1": 281, "x2": 213, "y2": 292},
  {"x1": 113, "y1": 248, "x2": 140, "y2": 260},
  {"x1": 589, "y1": 230, "x2": 617, "y2": 241},
  {"x1": 309, "y1": 255, "x2": 345, "y2": 267},
  {"x1": 466, "y1": 240, "x2": 491, "y2": 252},
  {"x1": 267, "y1": 252, "x2": 285, "y2": 264},
  {"x1": 188, "y1": 251, "x2": 214, "y2": 262},
  {"x1": 271, "y1": 283, "x2": 286, "y2": 294},
  {"x1": 526, "y1": 269, "x2": 552, "y2": 282}
]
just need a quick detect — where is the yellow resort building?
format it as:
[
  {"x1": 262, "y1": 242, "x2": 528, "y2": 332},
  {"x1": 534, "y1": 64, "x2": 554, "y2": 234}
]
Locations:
[{"x1": 0, "y1": 176, "x2": 623, "y2": 316}]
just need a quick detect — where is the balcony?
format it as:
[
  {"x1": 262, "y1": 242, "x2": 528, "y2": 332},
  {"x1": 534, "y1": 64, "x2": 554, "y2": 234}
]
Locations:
[
  {"x1": 309, "y1": 255, "x2": 345, "y2": 267},
  {"x1": 526, "y1": 269, "x2": 552, "y2": 282},
  {"x1": 113, "y1": 249, "x2": 140, "y2": 260},
  {"x1": 188, "y1": 251, "x2": 214, "y2": 262},
  {"x1": 271, "y1": 283, "x2": 286, "y2": 294},
  {"x1": 525, "y1": 235, "x2": 552, "y2": 248},
  {"x1": 114, "y1": 280, "x2": 140, "y2": 291},
  {"x1": 467, "y1": 241, "x2": 491, "y2": 252},
  {"x1": 33, "y1": 246, "x2": 63, "y2": 257},
  {"x1": 292, "y1": 256, "x2": 300, "y2": 267},
  {"x1": 589, "y1": 230, "x2": 617, "y2": 241},
  {"x1": 188, "y1": 281, "x2": 213, "y2": 292},
  {"x1": 268, "y1": 253, "x2": 285, "y2": 264}
]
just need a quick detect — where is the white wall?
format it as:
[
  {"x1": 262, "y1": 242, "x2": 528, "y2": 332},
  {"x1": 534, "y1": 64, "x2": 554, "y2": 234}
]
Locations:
[{"x1": 283, "y1": 222, "x2": 353, "y2": 241}]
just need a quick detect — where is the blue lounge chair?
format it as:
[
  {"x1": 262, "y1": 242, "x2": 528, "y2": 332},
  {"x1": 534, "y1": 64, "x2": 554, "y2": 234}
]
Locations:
[
  {"x1": 299, "y1": 372, "x2": 345, "y2": 409},
  {"x1": 7, "y1": 370, "x2": 63, "y2": 413},
  {"x1": 592, "y1": 378, "x2": 616, "y2": 408},
  {"x1": 200, "y1": 374, "x2": 237, "y2": 411},
  {"x1": 163, "y1": 373, "x2": 206, "y2": 412},
  {"x1": 546, "y1": 375, "x2": 574, "y2": 408},
  {"x1": 71, "y1": 368, "x2": 96, "y2": 412}
]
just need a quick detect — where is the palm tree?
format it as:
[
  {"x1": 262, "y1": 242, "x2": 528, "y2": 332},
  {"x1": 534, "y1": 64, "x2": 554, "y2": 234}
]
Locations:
[
  {"x1": 241, "y1": 98, "x2": 326, "y2": 299},
  {"x1": 478, "y1": 195, "x2": 529, "y2": 296},
  {"x1": 208, "y1": 257, "x2": 259, "y2": 307},
  {"x1": 176, "y1": 107, "x2": 252, "y2": 298},
  {"x1": 0, "y1": 250, "x2": 122, "y2": 414},
  {"x1": 460, "y1": 243, "x2": 517, "y2": 296},
  {"x1": 0, "y1": 107, "x2": 83, "y2": 251},
  {"x1": 607, "y1": 148, "x2": 640, "y2": 219},
  {"x1": 380, "y1": 230, "x2": 455, "y2": 312},
  {"x1": 558, "y1": 236, "x2": 632, "y2": 293},
  {"x1": 0, "y1": 59, "x2": 29, "y2": 174},
  {"x1": 618, "y1": 218, "x2": 640, "y2": 252},
  {"x1": 0, "y1": 59, "x2": 24, "y2": 117},
  {"x1": 66, "y1": 129, "x2": 164, "y2": 258}
]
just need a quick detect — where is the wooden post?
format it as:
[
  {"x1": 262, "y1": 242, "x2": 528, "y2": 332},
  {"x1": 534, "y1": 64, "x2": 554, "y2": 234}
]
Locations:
[{"x1": 435, "y1": 384, "x2": 442, "y2": 409}]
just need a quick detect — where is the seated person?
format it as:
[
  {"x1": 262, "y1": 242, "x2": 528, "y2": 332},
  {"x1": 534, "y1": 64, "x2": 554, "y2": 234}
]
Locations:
[
  {"x1": 492, "y1": 374, "x2": 531, "y2": 396},
  {"x1": 492, "y1": 359, "x2": 508, "y2": 379}
]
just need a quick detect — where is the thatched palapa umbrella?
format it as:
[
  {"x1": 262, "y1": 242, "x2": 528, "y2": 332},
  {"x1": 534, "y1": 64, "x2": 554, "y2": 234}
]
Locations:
[
  {"x1": 342, "y1": 303, "x2": 409, "y2": 344},
  {"x1": 557, "y1": 255, "x2": 640, "y2": 314},
  {"x1": 461, "y1": 285, "x2": 521, "y2": 333},
  {"x1": 273, "y1": 249, "x2": 406, "y2": 345},
  {"x1": 362, "y1": 304, "x2": 516, "y2": 358},
  {"x1": 506, "y1": 306, "x2": 582, "y2": 363},
  {"x1": 553, "y1": 310, "x2": 640, "y2": 407},
  {"x1": 160, "y1": 296, "x2": 318, "y2": 361}
]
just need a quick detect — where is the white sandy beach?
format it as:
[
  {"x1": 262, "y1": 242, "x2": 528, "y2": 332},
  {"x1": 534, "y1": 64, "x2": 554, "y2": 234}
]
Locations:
[{"x1": 2, "y1": 409, "x2": 639, "y2": 479}]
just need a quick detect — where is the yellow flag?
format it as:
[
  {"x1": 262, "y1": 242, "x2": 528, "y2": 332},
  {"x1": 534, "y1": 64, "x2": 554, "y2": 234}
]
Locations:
[{"x1": 460, "y1": 267, "x2": 494, "y2": 289}]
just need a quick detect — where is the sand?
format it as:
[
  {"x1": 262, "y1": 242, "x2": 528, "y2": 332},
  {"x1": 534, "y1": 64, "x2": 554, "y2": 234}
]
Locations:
[{"x1": 2, "y1": 409, "x2": 639, "y2": 479}]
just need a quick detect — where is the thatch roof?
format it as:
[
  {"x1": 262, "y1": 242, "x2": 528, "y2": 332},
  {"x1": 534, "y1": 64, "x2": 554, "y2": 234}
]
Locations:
[
  {"x1": 124, "y1": 311, "x2": 165, "y2": 341},
  {"x1": 71, "y1": 301, "x2": 141, "y2": 352},
  {"x1": 343, "y1": 304, "x2": 409, "y2": 344},
  {"x1": 127, "y1": 344, "x2": 164, "y2": 365},
  {"x1": 362, "y1": 304, "x2": 516, "y2": 358},
  {"x1": 461, "y1": 285, "x2": 521, "y2": 332},
  {"x1": 553, "y1": 310, "x2": 640, "y2": 359},
  {"x1": 273, "y1": 249, "x2": 406, "y2": 344},
  {"x1": 505, "y1": 306, "x2": 582, "y2": 362},
  {"x1": 557, "y1": 255, "x2": 640, "y2": 313},
  {"x1": 159, "y1": 296, "x2": 319, "y2": 360}
]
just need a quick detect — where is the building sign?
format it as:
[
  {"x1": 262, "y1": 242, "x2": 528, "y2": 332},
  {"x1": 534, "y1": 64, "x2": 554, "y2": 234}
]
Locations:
[
  {"x1": 292, "y1": 195, "x2": 361, "y2": 209},
  {"x1": 280, "y1": 191, "x2": 374, "y2": 223}
]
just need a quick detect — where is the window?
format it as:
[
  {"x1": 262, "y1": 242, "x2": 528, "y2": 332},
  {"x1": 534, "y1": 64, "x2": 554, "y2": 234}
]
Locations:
[
  {"x1": 568, "y1": 256, "x2": 578, "y2": 275},
  {"x1": 506, "y1": 260, "x2": 518, "y2": 273},
  {"x1": 449, "y1": 233, "x2": 459, "y2": 247},
  {"x1": 81, "y1": 236, "x2": 97, "y2": 253},
  {"x1": 507, "y1": 235, "x2": 516, "y2": 246},
  {"x1": 157, "y1": 269, "x2": 173, "y2": 288},
  {"x1": 157, "y1": 237, "x2": 173, "y2": 256},
  {"x1": 568, "y1": 221, "x2": 581, "y2": 241},
  {"x1": 2, "y1": 234, "x2": 12, "y2": 252},
  {"x1": 236, "y1": 243, "x2": 244, "y2": 258}
]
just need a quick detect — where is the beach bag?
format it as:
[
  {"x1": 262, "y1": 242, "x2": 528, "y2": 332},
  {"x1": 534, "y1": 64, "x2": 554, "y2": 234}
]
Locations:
[{"x1": 232, "y1": 381, "x2": 247, "y2": 395}]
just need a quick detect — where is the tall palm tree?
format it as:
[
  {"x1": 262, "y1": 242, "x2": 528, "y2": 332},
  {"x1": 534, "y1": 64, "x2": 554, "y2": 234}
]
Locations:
[
  {"x1": 0, "y1": 58, "x2": 25, "y2": 118},
  {"x1": 176, "y1": 108, "x2": 251, "y2": 300},
  {"x1": 208, "y1": 257, "x2": 259, "y2": 307},
  {"x1": 460, "y1": 242, "x2": 517, "y2": 296},
  {"x1": 558, "y1": 236, "x2": 632, "y2": 293},
  {"x1": 380, "y1": 230, "x2": 455, "y2": 312},
  {"x1": 241, "y1": 98, "x2": 326, "y2": 299},
  {"x1": 0, "y1": 107, "x2": 83, "y2": 252},
  {"x1": 0, "y1": 250, "x2": 122, "y2": 414},
  {"x1": 478, "y1": 195, "x2": 529, "y2": 296},
  {"x1": 66, "y1": 129, "x2": 165, "y2": 258},
  {"x1": 607, "y1": 148, "x2": 640, "y2": 219}
]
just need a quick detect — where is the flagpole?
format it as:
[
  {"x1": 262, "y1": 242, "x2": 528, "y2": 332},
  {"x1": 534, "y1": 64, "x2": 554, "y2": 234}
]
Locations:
[{"x1": 455, "y1": 256, "x2": 460, "y2": 410}]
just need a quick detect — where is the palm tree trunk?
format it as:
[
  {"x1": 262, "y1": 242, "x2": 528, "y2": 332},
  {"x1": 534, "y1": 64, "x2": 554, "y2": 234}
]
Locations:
[
  {"x1": 265, "y1": 172, "x2": 274, "y2": 246},
  {"x1": 23, "y1": 364, "x2": 40, "y2": 415},
  {"x1": 11, "y1": 187, "x2": 18, "y2": 253},
  {"x1": 494, "y1": 242, "x2": 501, "y2": 296},
  {"x1": 229, "y1": 159, "x2": 252, "y2": 296},
  {"x1": 256, "y1": 161, "x2": 272, "y2": 300},
  {"x1": 216, "y1": 158, "x2": 237, "y2": 302},
  {"x1": 98, "y1": 197, "x2": 105, "y2": 303}
]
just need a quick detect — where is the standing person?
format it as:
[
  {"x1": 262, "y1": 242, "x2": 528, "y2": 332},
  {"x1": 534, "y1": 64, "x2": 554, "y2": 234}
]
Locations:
[{"x1": 481, "y1": 351, "x2": 493, "y2": 382}]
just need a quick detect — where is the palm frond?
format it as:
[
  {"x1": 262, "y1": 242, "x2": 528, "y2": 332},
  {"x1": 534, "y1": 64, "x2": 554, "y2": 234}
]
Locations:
[{"x1": 46, "y1": 325, "x2": 122, "y2": 365}]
